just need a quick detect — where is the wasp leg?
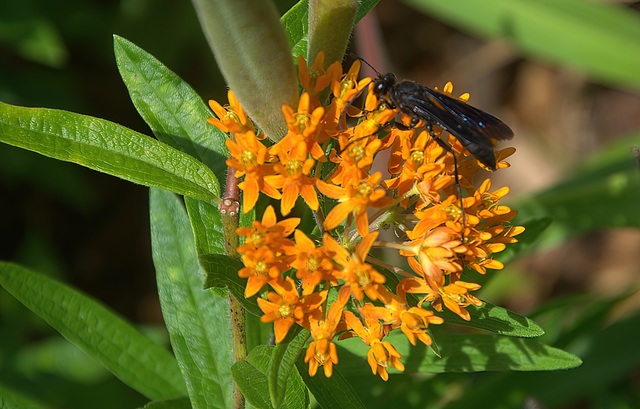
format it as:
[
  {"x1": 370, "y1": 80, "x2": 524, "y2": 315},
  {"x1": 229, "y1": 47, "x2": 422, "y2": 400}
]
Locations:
[{"x1": 424, "y1": 123, "x2": 466, "y2": 242}]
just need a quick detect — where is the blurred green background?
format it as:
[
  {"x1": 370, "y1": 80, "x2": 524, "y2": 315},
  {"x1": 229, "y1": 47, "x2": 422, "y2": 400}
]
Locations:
[{"x1": 1, "y1": 0, "x2": 640, "y2": 408}]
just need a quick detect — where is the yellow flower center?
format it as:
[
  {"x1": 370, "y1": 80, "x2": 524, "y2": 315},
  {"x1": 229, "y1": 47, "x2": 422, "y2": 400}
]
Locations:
[
  {"x1": 410, "y1": 151, "x2": 424, "y2": 166},
  {"x1": 285, "y1": 159, "x2": 303, "y2": 176},
  {"x1": 354, "y1": 182, "x2": 373, "y2": 200},
  {"x1": 445, "y1": 203, "x2": 462, "y2": 219},
  {"x1": 339, "y1": 79, "x2": 355, "y2": 99},
  {"x1": 347, "y1": 145, "x2": 365, "y2": 162},
  {"x1": 250, "y1": 231, "x2": 266, "y2": 246},
  {"x1": 279, "y1": 303, "x2": 293, "y2": 318},
  {"x1": 226, "y1": 110, "x2": 242, "y2": 127},
  {"x1": 306, "y1": 255, "x2": 320, "y2": 272},
  {"x1": 354, "y1": 265, "x2": 371, "y2": 287},
  {"x1": 308, "y1": 68, "x2": 323, "y2": 90},
  {"x1": 241, "y1": 150, "x2": 258, "y2": 168},
  {"x1": 444, "y1": 292, "x2": 466, "y2": 305},
  {"x1": 255, "y1": 261, "x2": 268, "y2": 276},
  {"x1": 478, "y1": 194, "x2": 497, "y2": 211},
  {"x1": 294, "y1": 113, "x2": 311, "y2": 134},
  {"x1": 314, "y1": 352, "x2": 329, "y2": 365}
]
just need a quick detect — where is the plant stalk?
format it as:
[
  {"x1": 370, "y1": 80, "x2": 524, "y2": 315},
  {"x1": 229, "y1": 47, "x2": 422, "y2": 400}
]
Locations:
[{"x1": 220, "y1": 165, "x2": 246, "y2": 409}]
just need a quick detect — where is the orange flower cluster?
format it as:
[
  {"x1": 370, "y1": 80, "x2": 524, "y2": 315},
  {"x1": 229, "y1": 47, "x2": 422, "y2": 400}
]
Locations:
[{"x1": 208, "y1": 53, "x2": 524, "y2": 381}]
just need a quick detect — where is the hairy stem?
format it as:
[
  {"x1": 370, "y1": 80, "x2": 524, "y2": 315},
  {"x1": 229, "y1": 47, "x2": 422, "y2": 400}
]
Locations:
[{"x1": 220, "y1": 166, "x2": 246, "y2": 409}]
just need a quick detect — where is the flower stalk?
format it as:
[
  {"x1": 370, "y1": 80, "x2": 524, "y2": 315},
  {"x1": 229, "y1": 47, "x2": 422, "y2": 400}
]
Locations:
[{"x1": 220, "y1": 165, "x2": 246, "y2": 409}]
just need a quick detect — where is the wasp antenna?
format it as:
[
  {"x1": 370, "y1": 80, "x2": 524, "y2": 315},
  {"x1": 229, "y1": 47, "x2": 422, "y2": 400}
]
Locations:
[{"x1": 348, "y1": 54, "x2": 382, "y2": 78}]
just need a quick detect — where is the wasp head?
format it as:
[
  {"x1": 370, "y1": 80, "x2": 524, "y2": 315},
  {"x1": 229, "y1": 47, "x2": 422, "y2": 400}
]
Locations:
[{"x1": 373, "y1": 73, "x2": 397, "y2": 97}]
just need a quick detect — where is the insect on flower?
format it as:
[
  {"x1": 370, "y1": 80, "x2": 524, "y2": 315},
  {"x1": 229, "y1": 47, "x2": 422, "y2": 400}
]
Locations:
[
  {"x1": 347, "y1": 57, "x2": 514, "y2": 171},
  {"x1": 340, "y1": 58, "x2": 515, "y2": 237}
]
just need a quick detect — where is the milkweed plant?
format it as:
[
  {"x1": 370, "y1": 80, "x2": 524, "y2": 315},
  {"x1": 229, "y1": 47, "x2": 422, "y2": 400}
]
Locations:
[{"x1": 0, "y1": 0, "x2": 582, "y2": 408}]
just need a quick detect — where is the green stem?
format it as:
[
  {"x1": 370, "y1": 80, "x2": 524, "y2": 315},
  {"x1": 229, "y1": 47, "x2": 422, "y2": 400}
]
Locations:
[{"x1": 221, "y1": 166, "x2": 246, "y2": 409}]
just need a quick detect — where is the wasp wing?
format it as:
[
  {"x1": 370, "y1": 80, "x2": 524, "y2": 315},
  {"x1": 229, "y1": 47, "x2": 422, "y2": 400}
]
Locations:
[{"x1": 398, "y1": 84, "x2": 513, "y2": 169}]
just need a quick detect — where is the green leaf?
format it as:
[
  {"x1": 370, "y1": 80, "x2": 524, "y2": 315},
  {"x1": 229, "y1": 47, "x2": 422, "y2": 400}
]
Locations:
[
  {"x1": 296, "y1": 363, "x2": 366, "y2": 409},
  {"x1": 198, "y1": 253, "x2": 263, "y2": 317},
  {"x1": 113, "y1": 35, "x2": 229, "y2": 183},
  {"x1": 184, "y1": 197, "x2": 225, "y2": 256},
  {"x1": 0, "y1": 102, "x2": 219, "y2": 201},
  {"x1": 139, "y1": 397, "x2": 192, "y2": 409},
  {"x1": 442, "y1": 310, "x2": 640, "y2": 409},
  {"x1": 515, "y1": 132, "x2": 640, "y2": 246},
  {"x1": 404, "y1": 0, "x2": 640, "y2": 90},
  {"x1": 436, "y1": 301, "x2": 545, "y2": 338},
  {"x1": 281, "y1": 0, "x2": 309, "y2": 59},
  {"x1": 0, "y1": 383, "x2": 50, "y2": 409},
  {"x1": 232, "y1": 346, "x2": 308, "y2": 409},
  {"x1": 14, "y1": 336, "x2": 109, "y2": 383},
  {"x1": 282, "y1": 0, "x2": 380, "y2": 59},
  {"x1": 338, "y1": 332, "x2": 582, "y2": 374},
  {"x1": 268, "y1": 327, "x2": 309, "y2": 408},
  {"x1": 150, "y1": 189, "x2": 233, "y2": 409},
  {"x1": 0, "y1": 262, "x2": 186, "y2": 400}
]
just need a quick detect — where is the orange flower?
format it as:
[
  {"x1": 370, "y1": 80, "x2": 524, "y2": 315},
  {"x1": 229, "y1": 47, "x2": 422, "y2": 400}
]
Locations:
[
  {"x1": 317, "y1": 172, "x2": 393, "y2": 236},
  {"x1": 225, "y1": 130, "x2": 280, "y2": 212},
  {"x1": 290, "y1": 230, "x2": 338, "y2": 295},
  {"x1": 351, "y1": 89, "x2": 398, "y2": 141},
  {"x1": 264, "y1": 142, "x2": 319, "y2": 215},
  {"x1": 383, "y1": 130, "x2": 448, "y2": 201},
  {"x1": 323, "y1": 232, "x2": 386, "y2": 301},
  {"x1": 342, "y1": 310, "x2": 404, "y2": 381},
  {"x1": 207, "y1": 54, "x2": 525, "y2": 380},
  {"x1": 304, "y1": 286, "x2": 351, "y2": 377},
  {"x1": 422, "y1": 278, "x2": 483, "y2": 321},
  {"x1": 323, "y1": 61, "x2": 371, "y2": 135},
  {"x1": 328, "y1": 137, "x2": 382, "y2": 187},
  {"x1": 405, "y1": 226, "x2": 465, "y2": 282},
  {"x1": 207, "y1": 90, "x2": 255, "y2": 135},
  {"x1": 361, "y1": 286, "x2": 443, "y2": 346},
  {"x1": 298, "y1": 52, "x2": 342, "y2": 98},
  {"x1": 463, "y1": 179, "x2": 511, "y2": 220},
  {"x1": 257, "y1": 277, "x2": 327, "y2": 343},
  {"x1": 238, "y1": 247, "x2": 290, "y2": 297},
  {"x1": 400, "y1": 273, "x2": 482, "y2": 322},
  {"x1": 236, "y1": 205, "x2": 299, "y2": 255},
  {"x1": 276, "y1": 92, "x2": 326, "y2": 159}
]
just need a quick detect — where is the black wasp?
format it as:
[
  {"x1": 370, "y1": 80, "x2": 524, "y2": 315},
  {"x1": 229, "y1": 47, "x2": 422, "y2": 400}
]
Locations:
[
  {"x1": 342, "y1": 58, "x2": 514, "y2": 238},
  {"x1": 368, "y1": 71, "x2": 514, "y2": 171}
]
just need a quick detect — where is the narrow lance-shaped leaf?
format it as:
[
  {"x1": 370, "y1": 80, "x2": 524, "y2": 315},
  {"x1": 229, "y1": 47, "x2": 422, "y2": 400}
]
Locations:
[
  {"x1": 114, "y1": 35, "x2": 229, "y2": 184},
  {"x1": 436, "y1": 300, "x2": 545, "y2": 338},
  {"x1": 0, "y1": 102, "x2": 219, "y2": 201},
  {"x1": 198, "y1": 253, "x2": 263, "y2": 317},
  {"x1": 268, "y1": 326, "x2": 309, "y2": 408},
  {"x1": 0, "y1": 262, "x2": 186, "y2": 400},
  {"x1": 150, "y1": 189, "x2": 233, "y2": 409},
  {"x1": 295, "y1": 361, "x2": 366, "y2": 409},
  {"x1": 337, "y1": 332, "x2": 582, "y2": 375},
  {"x1": 231, "y1": 346, "x2": 308, "y2": 409},
  {"x1": 184, "y1": 197, "x2": 225, "y2": 256}
]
